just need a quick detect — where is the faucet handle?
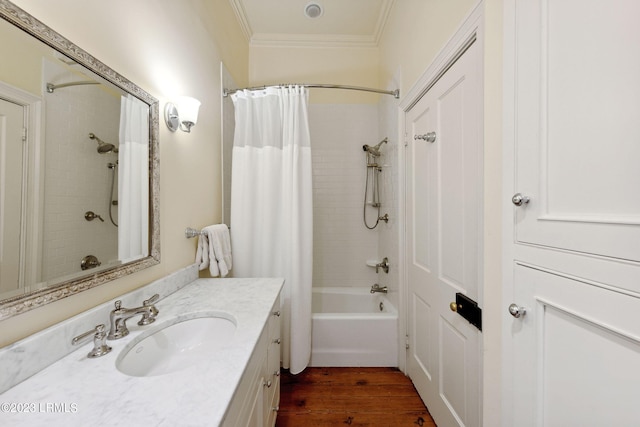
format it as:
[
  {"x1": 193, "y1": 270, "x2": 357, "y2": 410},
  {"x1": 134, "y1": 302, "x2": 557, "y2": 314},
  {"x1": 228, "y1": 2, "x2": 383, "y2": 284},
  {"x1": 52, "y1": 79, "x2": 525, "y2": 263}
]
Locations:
[
  {"x1": 143, "y1": 294, "x2": 160, "y2": 306},
  {"x1": 114, "y1": 300, "x2": 122, "y2": 310},
  {"x1": 376, "y1": 257, "x2": 390, "y2": 274},
  {"x1": 72, "y1": 324, "x2": 112, "y2": 358},
  {"x1": 138, "y1": 294, "x2": 160, "y2": 326}
]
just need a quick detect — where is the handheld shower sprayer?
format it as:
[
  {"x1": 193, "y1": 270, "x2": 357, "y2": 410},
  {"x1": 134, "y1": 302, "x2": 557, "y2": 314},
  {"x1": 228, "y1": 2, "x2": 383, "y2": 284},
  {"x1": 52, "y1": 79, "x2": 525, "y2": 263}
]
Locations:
[
  {"x1": 362, "y1": 137, "x2": 389, "y2": 229},
  {"x1": 362, "y1": 138, "x2": 388, "y2": 157}
]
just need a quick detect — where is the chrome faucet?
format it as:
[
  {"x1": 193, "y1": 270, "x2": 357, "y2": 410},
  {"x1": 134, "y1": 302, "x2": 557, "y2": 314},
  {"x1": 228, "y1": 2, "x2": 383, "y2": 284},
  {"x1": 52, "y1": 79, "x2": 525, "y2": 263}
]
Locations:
[
  {"x1": 370, "y1": 284, "x2": 388, "y2": 294},
  {"x1": 108, "y1": 294, "x2": 159, "y2": 340},
  {"x1": 375, "y1": 257, "x2": 390, "y2": 274}
]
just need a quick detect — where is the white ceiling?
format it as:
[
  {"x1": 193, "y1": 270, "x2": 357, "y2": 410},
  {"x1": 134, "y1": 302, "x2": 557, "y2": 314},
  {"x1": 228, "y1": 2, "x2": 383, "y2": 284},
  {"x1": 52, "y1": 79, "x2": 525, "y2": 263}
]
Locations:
[{"x1": 228, "y1": 0, "x2": 395, "y2": 47}]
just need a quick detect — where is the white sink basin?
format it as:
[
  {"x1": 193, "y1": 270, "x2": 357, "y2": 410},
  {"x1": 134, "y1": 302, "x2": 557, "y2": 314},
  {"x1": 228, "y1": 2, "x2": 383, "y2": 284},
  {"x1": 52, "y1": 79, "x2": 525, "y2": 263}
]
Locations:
[{"x1": 116, "y1": 315, "x2": 236, "y2": 377}]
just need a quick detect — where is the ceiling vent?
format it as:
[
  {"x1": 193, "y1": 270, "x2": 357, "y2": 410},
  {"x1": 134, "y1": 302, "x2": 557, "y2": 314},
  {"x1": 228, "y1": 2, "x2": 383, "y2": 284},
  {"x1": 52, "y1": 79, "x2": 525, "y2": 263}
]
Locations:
[{"x1": 304, "y1": 2, "x2": 323, "y2": 19}]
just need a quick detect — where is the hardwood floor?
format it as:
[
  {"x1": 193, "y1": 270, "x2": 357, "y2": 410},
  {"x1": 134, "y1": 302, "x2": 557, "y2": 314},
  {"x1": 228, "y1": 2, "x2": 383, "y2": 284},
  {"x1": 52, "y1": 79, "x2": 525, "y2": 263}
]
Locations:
[{"x1": 276, "y1": 367, "x2": 436, "y2": 427}]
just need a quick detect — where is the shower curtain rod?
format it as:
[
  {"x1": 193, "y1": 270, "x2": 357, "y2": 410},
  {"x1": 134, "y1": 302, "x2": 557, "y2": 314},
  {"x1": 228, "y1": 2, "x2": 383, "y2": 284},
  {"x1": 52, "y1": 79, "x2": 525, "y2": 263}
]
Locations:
[
  {"x1": 223, "y1": 84, "x2": 400, "y2": 99},
  {"x1": 46, "y1": 80, "x2": 100, "y2": 93}
]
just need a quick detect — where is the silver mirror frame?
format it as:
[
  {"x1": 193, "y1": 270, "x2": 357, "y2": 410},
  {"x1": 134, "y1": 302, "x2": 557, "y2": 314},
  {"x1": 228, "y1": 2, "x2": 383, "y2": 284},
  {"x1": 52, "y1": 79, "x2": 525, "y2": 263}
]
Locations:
[{"x1": 0, "y1": 0, "x2": 160, "y2": 320}]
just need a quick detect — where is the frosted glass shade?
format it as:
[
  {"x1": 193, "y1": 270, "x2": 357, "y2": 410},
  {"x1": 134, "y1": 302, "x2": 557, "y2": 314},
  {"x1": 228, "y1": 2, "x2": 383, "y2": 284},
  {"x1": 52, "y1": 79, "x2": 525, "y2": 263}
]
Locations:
[{"x1": 176, "y1": 96, "x2": 201, "y2": 126}]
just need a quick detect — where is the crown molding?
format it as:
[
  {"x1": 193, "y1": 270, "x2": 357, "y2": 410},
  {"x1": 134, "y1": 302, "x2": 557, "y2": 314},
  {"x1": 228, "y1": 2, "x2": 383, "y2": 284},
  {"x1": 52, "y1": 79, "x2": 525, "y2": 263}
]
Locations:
[
  {"x1": 373, "y1": 0, "x2": 395, "y2": 45},
  {"x1": 249, "y1": 33, "x2": 379, "y2": 48},
  {"x1": 228, "y1": 0, "x2": 252, "y2": 43}
]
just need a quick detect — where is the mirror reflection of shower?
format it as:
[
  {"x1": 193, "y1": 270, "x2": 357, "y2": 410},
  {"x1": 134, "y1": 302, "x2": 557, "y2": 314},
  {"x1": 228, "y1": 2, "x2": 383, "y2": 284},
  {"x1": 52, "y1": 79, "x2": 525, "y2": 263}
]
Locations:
[
  {"x1": 107, "y1": 162, "x2": 118, "y2": 227},
  {"x1": 89, "y1": 132, "x2": 118, "y2": 154},
  {"x1": 363, "y1": 138, "x2": 387, "y2": 229}
]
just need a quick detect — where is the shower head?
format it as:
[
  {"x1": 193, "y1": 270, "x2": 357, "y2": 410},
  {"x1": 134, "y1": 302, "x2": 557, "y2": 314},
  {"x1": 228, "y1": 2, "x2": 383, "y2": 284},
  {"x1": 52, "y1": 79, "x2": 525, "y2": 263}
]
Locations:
[
  {"x1": 89, "y1": 133, "x2": 118, "y2": 154},
  {"x1": 362, "y1": 138, "x2": 388, "y2": 157},
  {"x1": 97, "y1": 144, "x2": 117, "y2": 154}
]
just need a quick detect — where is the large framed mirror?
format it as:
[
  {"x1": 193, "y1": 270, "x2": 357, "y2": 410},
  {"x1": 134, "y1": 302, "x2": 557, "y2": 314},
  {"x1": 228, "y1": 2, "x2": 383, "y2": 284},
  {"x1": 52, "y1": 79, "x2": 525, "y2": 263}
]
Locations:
[{"x1": 0, "y1": 0, "x2": 160, "y2": 320}]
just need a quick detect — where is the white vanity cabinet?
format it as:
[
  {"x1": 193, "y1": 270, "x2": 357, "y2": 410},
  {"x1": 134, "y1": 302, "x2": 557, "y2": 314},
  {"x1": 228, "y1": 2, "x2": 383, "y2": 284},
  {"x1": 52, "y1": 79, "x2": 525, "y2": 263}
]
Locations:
[
  {"x1": 223, "y1": 296, "x2": 281, "y2": 427},
  {"x1": 264, "y1": 301, "x2": 281, "y2": 426}
]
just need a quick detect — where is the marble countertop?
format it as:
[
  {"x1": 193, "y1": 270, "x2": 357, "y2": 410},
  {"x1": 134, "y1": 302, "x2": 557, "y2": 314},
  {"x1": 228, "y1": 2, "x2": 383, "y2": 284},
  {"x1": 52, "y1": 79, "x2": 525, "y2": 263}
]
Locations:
[{"x1": 0, "y1": 277, "x2": 283, "y2": 427}]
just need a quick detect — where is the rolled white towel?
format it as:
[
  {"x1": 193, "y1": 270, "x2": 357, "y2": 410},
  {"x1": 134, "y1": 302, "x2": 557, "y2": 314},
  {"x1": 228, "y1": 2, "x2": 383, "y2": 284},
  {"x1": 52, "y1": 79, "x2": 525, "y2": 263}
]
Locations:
[
  {"x1": 195, "y1": 232, "x2": 210, "y2": 271},
  {"x1": 203, "y1": 224, "x2": 232, "y2": 277},
  {"x1": 206, "y1": 229, "x2": 220, "y2": 277}
]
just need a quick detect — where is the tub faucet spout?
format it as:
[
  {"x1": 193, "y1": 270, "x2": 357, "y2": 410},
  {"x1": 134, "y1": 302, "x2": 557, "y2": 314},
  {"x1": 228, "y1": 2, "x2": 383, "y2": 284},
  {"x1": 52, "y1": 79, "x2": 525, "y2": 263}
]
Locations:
[{"x1": 370, "y1": 284, "x2": 388, "y2": 294}]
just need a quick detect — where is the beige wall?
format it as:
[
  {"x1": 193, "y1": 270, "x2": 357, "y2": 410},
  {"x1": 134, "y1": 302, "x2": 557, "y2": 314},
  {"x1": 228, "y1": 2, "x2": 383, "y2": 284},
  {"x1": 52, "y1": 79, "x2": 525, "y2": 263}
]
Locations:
[
  {"x1": 482, "y1": 1, "x2": 503, "y2": 425},
  {"x1": 0, "y1": 18, "x2": 55, "y2": 95},
  {"x1": 379, "y1": 1, "x2": 503, "y2": 425},
  {"x1": 1, "y1": 0, "x2": 248, "y2": 347},
  {"x1": 379, "y1": 0, "x2": 478, "y2": 96},
  {"x1": 197, "y1": 0, "x2": 250, "y2": 88}
]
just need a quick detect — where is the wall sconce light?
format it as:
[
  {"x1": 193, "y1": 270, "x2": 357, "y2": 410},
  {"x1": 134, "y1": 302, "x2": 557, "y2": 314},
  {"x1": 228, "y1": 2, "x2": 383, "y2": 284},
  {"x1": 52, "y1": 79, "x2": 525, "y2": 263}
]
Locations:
[{"x1": 164, "y1": 96, "x2": 201, "y2": 133}]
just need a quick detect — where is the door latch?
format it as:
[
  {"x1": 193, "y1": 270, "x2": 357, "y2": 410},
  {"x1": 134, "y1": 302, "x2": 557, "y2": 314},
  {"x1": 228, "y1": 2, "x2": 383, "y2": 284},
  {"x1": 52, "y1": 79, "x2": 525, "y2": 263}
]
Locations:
[{"x1": 450, "y1": 293, "x2": 482, "y2": 331}]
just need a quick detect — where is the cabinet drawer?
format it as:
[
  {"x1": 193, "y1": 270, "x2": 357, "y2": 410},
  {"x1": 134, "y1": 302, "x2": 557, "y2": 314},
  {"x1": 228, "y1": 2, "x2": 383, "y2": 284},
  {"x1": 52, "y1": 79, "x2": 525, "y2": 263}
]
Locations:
[{"x1": 266, "y1": 377, "x2": 280, "y2": 427}]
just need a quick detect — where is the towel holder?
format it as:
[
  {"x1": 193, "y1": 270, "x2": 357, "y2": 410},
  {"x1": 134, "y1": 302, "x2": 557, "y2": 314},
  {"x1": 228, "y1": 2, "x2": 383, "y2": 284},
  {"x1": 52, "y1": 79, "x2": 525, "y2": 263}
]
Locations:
[
  {"x1": 185, "y1": 225, "x2": 230, "y2": 238},
  {"x1": 185, "y1": 227, "x2": 205, "y2": 238}
]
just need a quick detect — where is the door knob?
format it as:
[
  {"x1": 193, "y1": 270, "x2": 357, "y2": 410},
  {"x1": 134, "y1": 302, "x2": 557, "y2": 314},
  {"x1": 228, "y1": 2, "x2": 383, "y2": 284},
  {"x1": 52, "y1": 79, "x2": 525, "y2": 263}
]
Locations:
[
  {"x1": 449, "y1": 302, "x2": 458, "y2": 312},
  {"x1": 511, "y1": 193, "x2": 530, "y2": 207},
  {"x1": 508, "y1": 303, "x2": 526, "y2": 318},
  {"x1": 414, "y1": 132, "x2": 436, "y2": 143}
]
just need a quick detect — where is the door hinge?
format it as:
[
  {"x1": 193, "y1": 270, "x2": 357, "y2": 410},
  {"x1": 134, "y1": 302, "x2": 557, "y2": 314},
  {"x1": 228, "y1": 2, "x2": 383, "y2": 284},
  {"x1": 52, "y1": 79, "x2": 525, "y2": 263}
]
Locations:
[
  {"x1": 22, "y1": 127, "x2": 27, "y2": 142},
  {"x1": 405, "y1": 335, "x2": 410, "y2": 349},
  {"x1": 452, "y1": 293, "x2": 482, "y2": 331}
]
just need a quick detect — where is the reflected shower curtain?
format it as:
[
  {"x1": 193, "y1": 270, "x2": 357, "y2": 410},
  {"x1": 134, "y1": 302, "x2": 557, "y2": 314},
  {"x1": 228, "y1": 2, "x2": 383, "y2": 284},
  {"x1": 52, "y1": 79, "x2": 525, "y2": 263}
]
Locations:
[
  {"x1": 118, "y1": 94, "x2": 149, "y2": 262},
  {"x1": 230, "y1": 86, "x2": 313, "y2": 374}
]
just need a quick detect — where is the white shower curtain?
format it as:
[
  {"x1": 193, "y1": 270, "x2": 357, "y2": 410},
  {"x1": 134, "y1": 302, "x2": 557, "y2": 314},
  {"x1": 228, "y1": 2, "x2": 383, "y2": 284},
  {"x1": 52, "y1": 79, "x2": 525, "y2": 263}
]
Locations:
[
  {"x1": 118, "y1": 94, "x2": 149, "y2": 262},
  {"x1": 230, "y1": 86, "x2": 313, "y2": 374}
]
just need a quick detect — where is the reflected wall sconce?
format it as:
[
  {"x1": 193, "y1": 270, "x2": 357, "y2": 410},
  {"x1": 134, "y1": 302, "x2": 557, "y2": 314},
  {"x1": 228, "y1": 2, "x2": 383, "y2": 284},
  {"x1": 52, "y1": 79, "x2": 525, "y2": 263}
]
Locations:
[{"x1": 164, "y1": 96, "x2": 201, "y2": 133}]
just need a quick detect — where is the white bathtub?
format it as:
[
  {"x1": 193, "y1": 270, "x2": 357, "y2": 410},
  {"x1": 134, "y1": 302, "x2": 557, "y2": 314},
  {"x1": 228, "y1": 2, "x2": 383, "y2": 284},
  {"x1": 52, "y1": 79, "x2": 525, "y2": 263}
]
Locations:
[{"x1": 309, "y1": 287, "x2": 398, "y2": 367}]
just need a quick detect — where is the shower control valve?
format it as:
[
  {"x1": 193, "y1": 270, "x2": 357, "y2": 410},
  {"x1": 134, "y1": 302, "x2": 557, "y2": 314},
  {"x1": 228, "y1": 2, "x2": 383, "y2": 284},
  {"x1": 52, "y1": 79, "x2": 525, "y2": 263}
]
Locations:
[
  {"x1": 376, "y1": 257, "x2": 390, "y2": 274},
  {"x1": 85, "y1": 211, "x2": 104, "y2": 222}
]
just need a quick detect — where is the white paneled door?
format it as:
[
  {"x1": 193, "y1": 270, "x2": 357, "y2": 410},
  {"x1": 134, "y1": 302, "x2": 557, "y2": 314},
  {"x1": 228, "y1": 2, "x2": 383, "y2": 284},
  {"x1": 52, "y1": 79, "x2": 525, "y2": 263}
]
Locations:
[
  {"x1": 0, "y1": 98, "x2": 24, "y2": 293},
  {"x1": 510, "y1": 264, "x2": 640, "y2": 426},
  {"x1": 406, "y1": 39, "x2": 482, "y2": 427},
  {"x1": 505, "y1": 0, "x2": 640, "y2": 425},
  {"x1": 512, "y1": 0, "x2": 640, "y2": 264}
]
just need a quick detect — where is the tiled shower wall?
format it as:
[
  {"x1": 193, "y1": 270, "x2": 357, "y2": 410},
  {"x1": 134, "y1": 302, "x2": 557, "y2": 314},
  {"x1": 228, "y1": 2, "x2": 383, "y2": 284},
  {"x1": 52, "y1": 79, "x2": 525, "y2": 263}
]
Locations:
[
  {"x1": 309, "y1": 104, "x2": 381, "y2": 288},
  {"x1": 41, "y1": 59, "x2": 119, "y2": 283}
]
